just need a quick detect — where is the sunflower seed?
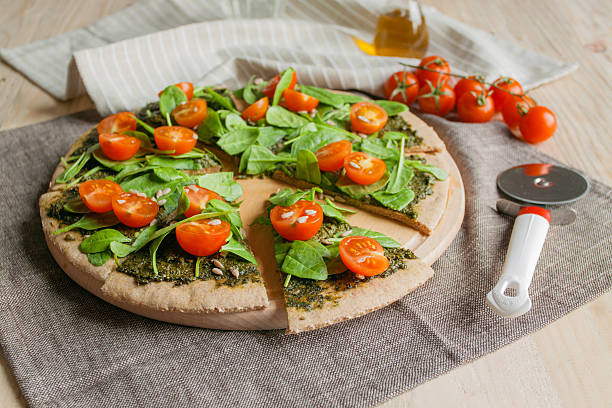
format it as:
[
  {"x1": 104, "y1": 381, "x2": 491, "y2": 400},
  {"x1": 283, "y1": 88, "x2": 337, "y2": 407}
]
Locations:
[
  {"x1": 296, "y1": 216, "x2": 309, "y2": 224},
  {"x1": 149, "y1": 218, "x2": 158, "y2": 226},
  {"x1": 320, "y1": 238, "x2": 331, "y2": 245},
  {"x1": 230, "y1": 267, "x2": 240, "y2": 278},
  {"x1": 280, "y1": 211, "x2": 294, "y2": 219},
  {"x1": 157, "y1": 199, "x2": 166, "y2": 205},
  {"x1": 355, "y1": 274, "x2": 365, "y2": 280},
  {"x1": 162, "y1": 187, "x2": 171, "y2": 195},
  {"x1": 304, "y1": 209, "x2": 317, "y2": 215},
  {"x1": 341, "y1": 230, "x2": 352, "y2": 237},
  {"x1": 349, "y1": 161, "x2": 361, "y2": 169},
  {"x1": 213, "y1": 260, "x2": 224, "y2": 269},
  {"x1": 212, "y1": 268, "x2": 224, "y2": 276},
  {"x1": 208, "y1": 219, "x2": 222, "y2": 226},
  {"x1": 357, "y1": 115, "x2": 370, "y2": 123}
]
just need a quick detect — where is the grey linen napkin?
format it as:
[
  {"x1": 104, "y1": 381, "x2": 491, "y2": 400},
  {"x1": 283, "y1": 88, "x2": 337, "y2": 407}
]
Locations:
[
  {"x1": 1, "y1": 0, "x2": 577, "y2": 109},
  {"x1": 0, "y1": 110, "x2": 610, "y2": 408}
]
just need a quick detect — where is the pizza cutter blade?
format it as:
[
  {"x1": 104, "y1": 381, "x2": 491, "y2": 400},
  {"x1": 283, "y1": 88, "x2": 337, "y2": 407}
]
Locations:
[{"x1": 487, "y1": 163, "x2": 589, "y2": 318}]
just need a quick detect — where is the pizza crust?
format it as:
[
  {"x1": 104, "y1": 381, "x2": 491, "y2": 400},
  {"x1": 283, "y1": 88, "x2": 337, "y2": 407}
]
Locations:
[
  {"x1": 285, "y1": 259, "x2": 434, "y2": 334},
  {"x1": 401, "y1": 109, "x2": 446, "y2": 153}
]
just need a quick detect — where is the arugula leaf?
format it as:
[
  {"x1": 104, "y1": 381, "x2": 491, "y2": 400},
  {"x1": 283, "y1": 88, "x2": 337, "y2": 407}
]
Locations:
[
  {"x1": 295, "y1": 150, "x2": 321, "y2": 185},
  {"x1": 246, "y1": 145, "x2": 294, "y2": 175},
  {"x1": 272, "y1": 68, "x2": 295, "y2": 106},
  {"x1": 56, "y1": 143, "x2": 99, "y2": 183},
  {"x1": 197, "y1": 172, "x2": 243, "y2": 202},
  {"x1": 205, "y1": 87, "x2": 238, "y2": 113},
  {"x1": 343, "y1": 227, "x2": 401, "y2": 248},
  {"x1": 153, "y1": 167, "x2": 188, "y2": 182},
  {"x1": 147, "y1": 211, "x2": 231, "y2": 244},
  {"x1": 371, "y1": 189, "x2": 415, "y2": 211},
  {"x1": 159, "y1": 85, "x2": 188, "y2": 125},
  {"x1": 266, "y1": 106, "x2": 310, "y2": 128},
  {"x1": 256, "y1": 127, "x2": 286, "y2": 147},
  {"x1": 217, "y1": 128, "x2": 259, "y2": 155},
  {"x1": 269, "y1": 188, "x2": 308, "y2": 207},
  {"x1": 407, "y1": 161, "x2": 449, "y2": 180},
  {"x1": 225, "y1": 113, "x2": 248, "y2": 130},
  {"x1": 87, "y1": 250, "x2": 111, "y2": 266},
  {"x1": 54, "y1": 212, "x2": 120, "y2": 235},
  {"x1": 221, "y1": 237, "x2": 257, "y2": 265},
  {"x1": 281, "y1": 240, "x2": 327, "y2": 280},
  {"x1": 336, "y1": 172, "x2": 390, "y2": 199},
  {"x1": 197, "y1": 108, "x2": 225, "y2": 142},
  {"x1": 374, "y1": 100, "x2": 409, "y2": 116},
  {"x1": 79, "y1": 229, "x2": 130, "y2": 253}
]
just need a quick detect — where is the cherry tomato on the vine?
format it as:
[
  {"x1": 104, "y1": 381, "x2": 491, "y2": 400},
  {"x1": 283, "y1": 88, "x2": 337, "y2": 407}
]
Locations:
[
  {"x1": 182, "y1": 185, "x2": 223, "y2": 218},
  {"x1": 241, "y1": 97, "x2": 269, "y2": 122},
  {"x1": 97, "y1": 112, "x2": 137, "y2": 135},
  {"x1": 339, "y1": 236, "x2": 389, "y2": 276},
  {"x1": 99, "y1": 133, "x2": 141, "y2": 161},
  {"x1": 270, "y1": 200, "x2": 323, "y2": 242},
  {"x1": 416, "y1": 55, "x2": 451, "y2": 86},
  {"x1": 78, "y1": 179, "x2": 123, "y2": 213},
  {"x1": 262, "y1": 71, "x2": 298, "y2": 99},
  {"x1": 350, "y1": 102, "x2": 388, "y2": 134},
  {"x1": 344, "y1": 152, "x2": 386, "y2": 185},
  {"x1": 384, "y1": 71, "x2": 419, "y2": 105},
  {"x1": 281, "y1": 89, "x2": 319, "y2": 112},
  {"x1": 172, "y1": 99, "x2": 207, "y2": 128},
  {"x1": 454, "y1": 75, "x2": 485, "y2": 102},
  {"x1": 490, "y1": 77, "x2": 523, "y2": 111},
  {"x1": 501, "y1": 95, "x2": 535, "y2": 129},
  {"x1": 315, "y1": 140, "x2": 352, "y2": 172},
  {"x1": 417, "y1": 81, "x2": 456, "y2": 116},
  {"x1": 457, "y1": 90, "x2": 495, "y2": 123},
  {"x1": 112, "y1": 192, "x2": 159, "y2": 228},
  {"x1": 519, "y1": 106, "x2": 557, "y2": 144},
  {"x1": 176, "y1": 218, "x2": 230, "y2": 256},
  {"x1": 153, "y1": 126, "x2": 198, "y2": 155}
]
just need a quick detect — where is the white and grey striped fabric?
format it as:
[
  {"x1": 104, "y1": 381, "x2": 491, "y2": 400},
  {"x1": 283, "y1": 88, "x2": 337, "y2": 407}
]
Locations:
[{"x1": 1, "y1": 0, "x2": 577, "y2": 115}]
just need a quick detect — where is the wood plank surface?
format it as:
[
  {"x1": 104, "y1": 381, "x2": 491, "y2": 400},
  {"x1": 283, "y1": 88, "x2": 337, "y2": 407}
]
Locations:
[{"x1": 0, "y1": 0, "x2": 610, "y2": 407}]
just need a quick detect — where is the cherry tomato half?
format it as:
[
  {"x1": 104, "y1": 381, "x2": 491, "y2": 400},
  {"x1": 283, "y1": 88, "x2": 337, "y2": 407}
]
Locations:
[
  {"x1": 158, "y1": 81, "x2": 194, "y2": 100},
  {"x1": 270, "y1": 200, "x2": 323, "y2": 242},
  {"x1": 384, "y1": 71, "x2": 419, "y2": 105},
  {"x1": 454, "y1": 76, "x2": 485, "y2": 102},
  {"x1": 176, "y1": 218, "x2": 230, "y2": 256},
  {"x1": 519, "y1": 106, "x2": 557, "y2": 144},
  {"x1": 457, "y1": 91, "x2": 495, "y2": 123},
  {"x1": 490, "y1": 77, "x2": 523, "y2": 111},
  {"x1": 315, "y1": 140, "x2": 352, "y2": 172},
  {"x1": 78, "y1": 179, "x2": 123, "y2": 213},
  {"x1": 241, "y1": 97, "x2": 269, "y2": 122},
  {"x1": 172, "y1": 99, "x2": 207, "y2": 128},
  {"x1": 281, "y1": 89, "x2": 319, "y2": 112},
  {"x1": 416, "y1": 55, "x2": 451, "y2": 87},
  {"x1": 501, "y1": 95, "x2": 535, "y2": 129},
  {"x1": 350, "y1": 102, "x2": 388, "y2": 134},
  {"x1": 99, "y1": 133, "x2": 141, "y2": 161},
  {"x1": 153, "y1": 126, "x2": 198, "y2": 155},
  {"x1": 344, "y1": 152, "x2": 386, "y2": 185},
  {"x1": 112, "y1": 192, "x2": 159, "y2": 228},
  {"x1": 339, "y1": 236, "x2": 389, "y2": 276},
  {"x1": 97, "y1": 112, "x2": 137, "y2": 135},
  {"x1": 262, "y1": 71, "x2": 298, "y2": 99},
  {"x1": 183, "y1": 185, "x2": 223, "y2": 218},
  {"x1": 417, "y1": 81, "x2": 456, "y2": 117}
]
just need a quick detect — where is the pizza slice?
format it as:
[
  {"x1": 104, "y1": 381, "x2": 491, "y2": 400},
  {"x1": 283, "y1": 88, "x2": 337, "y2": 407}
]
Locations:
[{"x1": 258, "y1": 187, "x2": 434, "y2": 334}]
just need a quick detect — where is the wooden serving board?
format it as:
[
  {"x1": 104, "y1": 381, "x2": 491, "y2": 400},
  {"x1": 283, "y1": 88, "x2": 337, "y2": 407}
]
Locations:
[{"x1": 57, "y1": 112, "x2": 465, "y2": 331}]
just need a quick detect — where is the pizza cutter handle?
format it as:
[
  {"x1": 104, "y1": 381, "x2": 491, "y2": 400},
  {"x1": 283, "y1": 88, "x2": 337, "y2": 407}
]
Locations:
[{"x1": 486, "y1": 207, "x2": 550, "y2": 318}]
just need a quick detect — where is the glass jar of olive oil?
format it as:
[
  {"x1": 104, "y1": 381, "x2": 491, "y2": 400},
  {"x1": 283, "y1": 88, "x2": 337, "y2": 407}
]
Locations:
[{"x1": 372, "y1": 1, "x2": 429, "y2": 58}]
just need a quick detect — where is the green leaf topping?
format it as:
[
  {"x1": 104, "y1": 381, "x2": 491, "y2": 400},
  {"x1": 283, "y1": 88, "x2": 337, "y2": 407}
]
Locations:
[
  {"x1": 79, "y1": 229, "x2": 130, "y2": 253},
  {"x1": 281, "y1": 240, "x2": 328, "y2": 280}
]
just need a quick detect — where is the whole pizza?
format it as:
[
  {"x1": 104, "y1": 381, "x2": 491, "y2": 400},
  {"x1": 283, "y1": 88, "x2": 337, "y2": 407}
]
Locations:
[{"x1": 40, "y1": 68, "x2": 459, "y2": 333}]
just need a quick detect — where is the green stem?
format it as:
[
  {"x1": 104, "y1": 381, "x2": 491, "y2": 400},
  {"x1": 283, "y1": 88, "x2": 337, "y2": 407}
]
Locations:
[
  {"x1": 133, "y1": 117, "x2": 156, "y2": 135},
  {"x1": 165, "y1": 112, "x2": 172, "y2": 127},
  {"x1": 195, "y1": 256, "x2": 202, "y2": 278},
  {"x1": 284, "y1": 274, "x2": 292, "y2": 287}
]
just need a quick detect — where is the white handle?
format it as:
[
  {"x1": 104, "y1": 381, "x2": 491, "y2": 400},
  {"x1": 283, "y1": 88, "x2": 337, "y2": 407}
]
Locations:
[{"x1": 487, "y1": 207, "x2": 550, "y2": 317}]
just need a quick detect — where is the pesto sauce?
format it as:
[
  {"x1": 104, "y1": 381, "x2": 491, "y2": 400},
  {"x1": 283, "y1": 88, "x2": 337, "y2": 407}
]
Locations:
[
  {"x1": 136, "y1": 102, "x2": 165, "y2": 128},
  {"x1": 380, "y1": 115, "x2": 423, "y2": 147}
]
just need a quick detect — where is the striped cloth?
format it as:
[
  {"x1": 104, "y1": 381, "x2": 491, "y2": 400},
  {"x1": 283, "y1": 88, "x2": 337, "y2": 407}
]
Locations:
[{"x1": 1, "y1": 0, "x2": 577, "y2": 115}]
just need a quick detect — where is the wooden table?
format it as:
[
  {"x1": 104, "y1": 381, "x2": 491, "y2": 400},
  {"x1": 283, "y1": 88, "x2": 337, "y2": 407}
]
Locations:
[{"x1": 1, "y1": 1, "x2": 610, "y2": 406}]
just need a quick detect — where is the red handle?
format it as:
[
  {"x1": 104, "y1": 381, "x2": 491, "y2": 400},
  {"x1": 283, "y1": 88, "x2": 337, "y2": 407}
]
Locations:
[{"x1": 518, "y1": 206, "x2": 551, "y2": 223}]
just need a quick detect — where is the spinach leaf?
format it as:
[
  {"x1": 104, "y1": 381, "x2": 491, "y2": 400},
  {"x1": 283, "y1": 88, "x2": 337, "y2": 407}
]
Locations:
[
  {"x1": 325, "y1": 198, "x2": 357, "y2": 214},
  {"x1": 256, "y1": 127, "x2": 286, "y2": 147},
  {"x1": 290, "y1": 123, "x2": 349, "y2": 155},
  {"x1": 56, "y1": 143, "x2": 99, "y2": 183},
  {"x1": 321, "y1": 103, "x2": 352, "y2": 123},
  {"x1": 239, "y1": 145, "x2": 251, "y2": 173},
  {"x1": 93, "y1": 149, "x2": 144, "y2": 171},
  {"x1": 334, "y1": 93, "x2": 365, "y2": 104},
  {"x1": 320, "y1": 203, "x2": 345, "y2": 221},
  {"x1": 221, "y1": 237, "x2": 257, "y2": 265},
  {"x1": 79, "y1": 229, "x2": 130, "y2": 253},
  {"x1": 197, "y1": 108, "x2": 225, "y2": 142},
  {"x1": 225, "y1": 113, "x2": 248, "y2": 130},
  {"x1": 407, "y1": 161, "x2": 449, "y2": 180},
  {"x1": 272, "y1": 68, "x2": 295, "y2": 106},
  {"x1": 281, "y1": 240, "x2": 327, "y2": 280},
  {"x1": 342, "y1": 227, "x2": 401, "y2": 248},
  {"x1": 120, "y1": 173, "x2": 174, "y2": 197},
  {"x1": 109, "y1": 241, "x2": 134, "y2": 258},
  {"x1": 375, "y1": 100, "x2": 409, "y2": 116},
  {"x1": 298, "y1": 85, "x2": 345, "y2": 108},
  {"x1": 121, "y1": 130, "x2": 153, "y2": 148},
  {"x1": 359, "y1": 138, "x2": 398, "y2": 161},
  {"x1": 111, "y1": 225, "x2": 159, "y2": 258},
  {"x1": 217, "y1": 128, "x2": 259, "y2": 155},
  {"x1": 386, "y1": 137, "x2": 413, "y2": 194},
  {"x1": 305, "y1": 239, "x2": 330, "y2": 258},
  {"x1": 205, "y1": 87, "x2": 238, "y2": 113},
  {"x1": 87, "y1": 250, "x2": 111, "y2": 266},
  {"x1": 197, "y1": 172, "x2": 243, "y2": 202},
  {"x1": 266, "y1": 106, "x2": 310, "y2": 128},
  {"x1": 269, "y1": 188, "x2": 308, "y2": 207},
  {"x1": 243, "y1": 75, "x2": 257, "y2": 104},
  {"x1": 274, "y1": 240, "x2": 292, "y2": 265},
  {"x1": 159, "y1": 85, "x2": 187, "y2": 125},
  {"x1": 54, "y1": 212, "x2": 120, "y2": 235},
  {"x1": 153, "y1": 167, "x2": 188, "y2": 182},
  {"x1": 63, "y1": 197, "x2": 90, "y2": 214},
  {"x1": 149, "y1": 232, "x2": 170, "y2": 276},
  {"x1": 246, "y1": 145, "x2": 294, "y2": 175},
  {"x1": 176, "y1": 189, "x2": 190, "y2": 216},
  {"x1": 336, "y1": 172, "x2": 390, "y2": 199},
  {"x1": 381, "y1": 131, "x2": 406, "y2": 141},
  {"x1": 295, "y1": 150, "x2": 321, "y2": 184},
  {"x1": 146, "y1": 156, "x2": 203, "y2": 170},
  {"x1": 206, "y1": 198, "x2": 243, "y2": 239},
  {"x1": 371, "y1": 189, "x2": 415, "y2": 211},
  {"x1": 147, "y1": 210, "x2": 231, "y2": 244}
]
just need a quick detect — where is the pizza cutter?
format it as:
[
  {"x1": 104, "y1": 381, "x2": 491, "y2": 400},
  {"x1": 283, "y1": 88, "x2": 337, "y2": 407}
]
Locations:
[{"x1": 486, "y1": 163, "x2": 589, "y2": 318}]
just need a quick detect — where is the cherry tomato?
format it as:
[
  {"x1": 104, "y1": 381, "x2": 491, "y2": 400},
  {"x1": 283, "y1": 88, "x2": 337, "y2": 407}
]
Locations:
[
  {"x1": 457, "y1": 91, "x2": 495, "y2": 123},
  {"x1": 176, "y1": 218, "x2": 230, "y2": 256},
  {"x1": 519, "y1": 106, "x2": 557, "y2": 144},
  {"x1": 97, "y1": 112, "x2": 137, "y2": 135},
  {"x1": 78, "y1": 179, "x2": 123, "y2": 213},
  {"x1": 158, "y1": 82, "x2": 194, "y2": 100},
  {"x1": 262, "y1": 71, "x2": 298, "y2": 99},
  {"x1": 522, "y1": 163, "x2": 552, "y2": 177},
  {"x1": 270, "y1": 200, "x2": 323, "y2": 242},
  {"x1": 281, "y1": 89, "x2": 319, "y2": 112},
  {"x1": 99, "y1": 133, "x2": 141, "y2": 161},
  {"x1": 350, "y1": 102, "x2": 388, "y2": 134},
  {"x1": 490, "y1": 77, "x2": 523, "y2": 111},
  {"x1": 241, "y1": 97, "x2": 269, "y2": 122},
  {"x1": 501, "y1": 95, "x2": 535, "y2": 129},
  {"x1": 183, "y1": 185, "x2": 223, "y2": 218},
  {"x1": 172, "y1": 99, "x2": 207, "y2": 128},
  {"x1": 417, "y1": 81, "x2": 456, "y2": 116},
  {"x1": 339, "y1": 236, "x2": 389, "y2": 276},
  {"x1": 454, "y1": 75, "x2": 485, "y2": 102},
  {"x1": 344, "y1": 152, "x2": 386, "y2": 185},
  {"x1": 111, "y1": 192, "x2": 159, "y2": 228},
  {"x1": 315, "y1": 140, "x2": 352, "y2": 172},
  {"x1": 153, "y1": 126, "x2": 198, "y2": 155},
  {"x1": 416, "y1": 55, "x2": 451, "y2": 86},
  {"x1": 384, "y1": 71, "x2": 419, "y2": 105}
]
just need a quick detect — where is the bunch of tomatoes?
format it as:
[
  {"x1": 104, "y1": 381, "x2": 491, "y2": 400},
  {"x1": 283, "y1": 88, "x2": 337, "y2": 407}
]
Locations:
[{"x1": 383, "y1": 55, "x2": 558, "y2": 144}]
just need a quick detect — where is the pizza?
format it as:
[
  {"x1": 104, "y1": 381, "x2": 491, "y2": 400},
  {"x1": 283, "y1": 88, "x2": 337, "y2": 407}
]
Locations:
[{"x1": 40, "y1": 69, "x2": 454, "y2": 333}]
